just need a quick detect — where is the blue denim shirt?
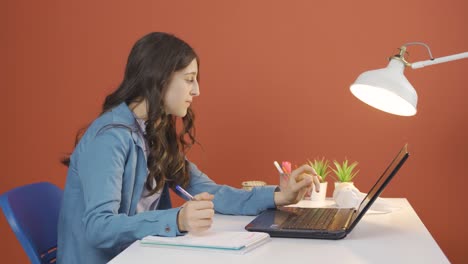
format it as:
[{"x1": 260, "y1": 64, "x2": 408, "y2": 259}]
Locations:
[{"x1": 57, "y1": 102, "x2": 277, "y2": 264}]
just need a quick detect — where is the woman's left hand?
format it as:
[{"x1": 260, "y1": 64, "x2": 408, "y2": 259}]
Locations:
[{"x1": 274, "y1": 164, "x2": 321, "y2": 206}]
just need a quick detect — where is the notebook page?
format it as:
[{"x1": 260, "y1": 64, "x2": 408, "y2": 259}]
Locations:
[{"x1": 141, "y1": 231, "x2": 269, "y2": 250}]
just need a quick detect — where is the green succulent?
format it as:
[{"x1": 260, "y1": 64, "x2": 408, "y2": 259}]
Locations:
[
  {"x1": 331, "y1": 160, "x2": 359, "y2": 182},
  {"x1": 308, "y1": 157, "x2": 330, "y2": 183}
]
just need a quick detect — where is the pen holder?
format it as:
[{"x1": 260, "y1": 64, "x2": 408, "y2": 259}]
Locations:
[
  {"x1": 241, "y1": 181, "x2": 266, "y2": 191},
  {"x1": 309, "y1": 182, "x2": 328, "y2": 201}
]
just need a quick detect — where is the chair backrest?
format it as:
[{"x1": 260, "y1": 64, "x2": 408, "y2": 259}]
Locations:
[{"x1": 0, "y1": 182, "x2": 63, "y2": 264}]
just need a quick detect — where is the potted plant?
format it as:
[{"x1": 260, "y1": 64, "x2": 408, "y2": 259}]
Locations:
[
  {"x1": 331, "y1": 159, "x2": 359, "y2": 197},
  {"x1": 307, "y1": 158, "x2": 330, "y2": 201}
]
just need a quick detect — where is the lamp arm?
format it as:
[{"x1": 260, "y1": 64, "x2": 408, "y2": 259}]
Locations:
[
  {"x1": 403, "y1": 42, "x2": 434, "y2": 59},
  {"x1": 411, "y1": 52, "x2": 468, "y2": 69}
]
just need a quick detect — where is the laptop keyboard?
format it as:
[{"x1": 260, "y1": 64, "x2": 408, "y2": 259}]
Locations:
[{"x1": 282, "y1": 208, "x2": 339, "y2": 230}]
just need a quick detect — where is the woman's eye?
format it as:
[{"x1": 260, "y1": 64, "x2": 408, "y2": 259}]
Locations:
[{"x1": 186, "y1": 79, "x2": 194, "y2": 83}]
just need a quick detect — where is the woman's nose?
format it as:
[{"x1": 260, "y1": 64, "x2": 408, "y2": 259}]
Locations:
[{"x1": 191, "y1": 81, "x2": 200, "y2": 96}]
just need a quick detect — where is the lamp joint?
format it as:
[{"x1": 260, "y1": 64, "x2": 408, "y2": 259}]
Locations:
[{"x1": 388, "y1": 46, "x2": 412, "y2": 67}]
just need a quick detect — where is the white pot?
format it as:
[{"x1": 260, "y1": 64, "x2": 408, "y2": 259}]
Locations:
[
  {"x1": 309, "y1": 182, "x2": 328, "y2": 201},
  {"x1": 332, "y1": 182, "x2": 364, "y2": 208},
  {"x1": 333, "y1": 182, "x2": 354, "y2": 198}
]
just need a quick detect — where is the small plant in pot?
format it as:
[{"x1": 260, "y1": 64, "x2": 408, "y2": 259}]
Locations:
[
  {"x1": 307, "y1": 157, "x2": 330, "y2": 201},
  {"x1": 331, "y1": 159, "x2": 359, "y2": 196}
]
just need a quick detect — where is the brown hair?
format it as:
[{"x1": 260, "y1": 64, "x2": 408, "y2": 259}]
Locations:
[{"x1": 62, "y1": 32, "x2": 199, "y2": 195}]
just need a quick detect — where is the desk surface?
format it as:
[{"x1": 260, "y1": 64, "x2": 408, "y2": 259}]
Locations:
[{"x1": 108, "y1": 198, "x2": 449, "y2": 264}]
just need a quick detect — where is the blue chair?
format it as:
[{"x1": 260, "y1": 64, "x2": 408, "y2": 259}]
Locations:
[{"x1": 0, "y1": 182, "x2": 63, "y2": 264}]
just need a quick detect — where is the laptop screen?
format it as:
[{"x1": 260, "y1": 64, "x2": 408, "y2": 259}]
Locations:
[{"x1": 349, "y1": 144, "x2": 409, "y2": 231}]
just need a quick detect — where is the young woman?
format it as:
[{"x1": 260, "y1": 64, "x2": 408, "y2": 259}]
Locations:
[{"x1": 57, "y1": 32, "x2": 320, "y2": 264}]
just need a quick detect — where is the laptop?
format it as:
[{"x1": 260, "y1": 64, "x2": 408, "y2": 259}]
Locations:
[{"x1": 245, "y1": 144, "x2": 409, "y2": 239}]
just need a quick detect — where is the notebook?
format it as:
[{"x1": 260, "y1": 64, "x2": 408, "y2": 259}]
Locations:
[
  {"x1": 140, "y1": 231, "x2": 270, "y2": 254},
  {"x1": 245, "y1": 144, "x2": 409, "y2": 239}
]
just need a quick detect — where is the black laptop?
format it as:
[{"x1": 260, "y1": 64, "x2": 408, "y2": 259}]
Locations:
[{"x1": 245, "y1": 144, "x2": 409, "y2": 239}]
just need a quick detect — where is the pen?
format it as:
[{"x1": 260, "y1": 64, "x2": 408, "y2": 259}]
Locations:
[
  {"x1": 175, "y1": 185, "x2": 194, "y2": 201},
  {"x1": 273, "y1": 161, "x2": 284, "y2": 174}
]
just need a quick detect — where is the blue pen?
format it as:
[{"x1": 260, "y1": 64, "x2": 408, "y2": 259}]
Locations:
[{"x1": 176, "y1": 185, "x2": 195, "y2": 201}]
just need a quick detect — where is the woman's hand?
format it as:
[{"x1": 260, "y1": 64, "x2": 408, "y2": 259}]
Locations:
[
  {"x1": 274, "y1": 164, "x2": 321, "y2": 206},
  {"x1": 177, "y1": 192, "x2": 215, "y2": 233}
]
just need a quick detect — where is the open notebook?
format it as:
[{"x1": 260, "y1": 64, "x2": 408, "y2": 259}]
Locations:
[{"x1": 140, "y1": 231, "x2": 270, "y2": 254}]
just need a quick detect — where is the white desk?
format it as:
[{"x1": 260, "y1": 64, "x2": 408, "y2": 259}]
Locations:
[{"x1": 108, "y1": 198, "x2": 449, "y2": 264}]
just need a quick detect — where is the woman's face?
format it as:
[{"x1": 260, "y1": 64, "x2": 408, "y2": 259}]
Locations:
[{"x1": 164, "y1": 59, "x2": 200, "y2": 117}]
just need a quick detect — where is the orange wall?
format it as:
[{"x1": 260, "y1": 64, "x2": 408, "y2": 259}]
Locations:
[{"x1": 1, "y1": 0, "x2": 467, "y2": 262}]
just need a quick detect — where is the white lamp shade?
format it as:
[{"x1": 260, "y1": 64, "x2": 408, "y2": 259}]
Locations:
[{"x1": 350, "y1": 59, "x2": 418, "y2": 116}]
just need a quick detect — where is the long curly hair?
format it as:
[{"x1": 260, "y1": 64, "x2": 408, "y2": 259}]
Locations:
[{"x1": 62, "y1": 32, "x2": 199, "y2": 195}]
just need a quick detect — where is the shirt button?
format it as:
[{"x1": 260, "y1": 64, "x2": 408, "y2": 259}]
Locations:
[{"x1": 165, "y1": 226, "x2": 171, "y2": 233}]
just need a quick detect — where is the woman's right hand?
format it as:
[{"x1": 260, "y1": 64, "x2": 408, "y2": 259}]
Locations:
[{"x1": 177, "y1": 192, "x2": 215, "y2": 233}]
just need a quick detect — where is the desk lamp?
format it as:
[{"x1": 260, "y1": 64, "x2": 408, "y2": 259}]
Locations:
[{"x1": 350, "y1": 42, "x2": 468, "y2": 116}]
